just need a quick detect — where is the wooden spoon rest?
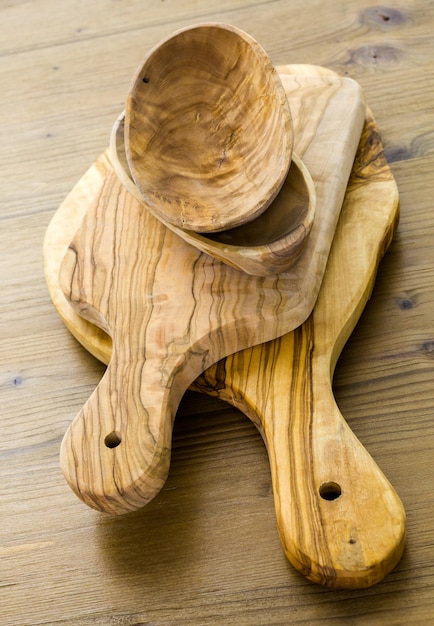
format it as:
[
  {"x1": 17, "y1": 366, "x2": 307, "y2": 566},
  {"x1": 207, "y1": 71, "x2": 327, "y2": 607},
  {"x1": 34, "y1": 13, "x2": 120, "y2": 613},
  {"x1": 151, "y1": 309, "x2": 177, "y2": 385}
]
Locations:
[{"x1": 53, "y1": 66, "x2": 366, "y2": 518}]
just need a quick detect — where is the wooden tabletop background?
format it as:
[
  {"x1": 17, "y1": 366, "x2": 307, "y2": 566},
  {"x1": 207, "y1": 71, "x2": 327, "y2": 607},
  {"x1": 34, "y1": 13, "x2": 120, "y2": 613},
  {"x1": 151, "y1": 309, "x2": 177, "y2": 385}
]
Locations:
[{"x1": 2, "y1": 1, "x2": 434, "y2": 624}]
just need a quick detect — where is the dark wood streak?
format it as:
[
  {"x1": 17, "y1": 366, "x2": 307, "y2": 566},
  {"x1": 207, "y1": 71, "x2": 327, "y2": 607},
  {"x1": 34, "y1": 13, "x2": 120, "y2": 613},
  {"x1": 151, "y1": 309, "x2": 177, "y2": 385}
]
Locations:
[
  {"x1": 291, "y1": 318, "x2": 337, "y2": 585},
  {"x1": 348, "y1": 112, "x2": 393, "y2": 188}
]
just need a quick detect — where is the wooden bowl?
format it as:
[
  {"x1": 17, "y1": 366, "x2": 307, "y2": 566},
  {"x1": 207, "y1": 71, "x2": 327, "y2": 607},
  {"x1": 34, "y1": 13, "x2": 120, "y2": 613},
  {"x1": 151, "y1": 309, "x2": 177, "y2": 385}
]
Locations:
[
  {"x1": 125, "y1": 23, "x2": 293, "y2": 233},
  {"x1": 112, "y1": 112, "x2": 315, "y2": 276}
]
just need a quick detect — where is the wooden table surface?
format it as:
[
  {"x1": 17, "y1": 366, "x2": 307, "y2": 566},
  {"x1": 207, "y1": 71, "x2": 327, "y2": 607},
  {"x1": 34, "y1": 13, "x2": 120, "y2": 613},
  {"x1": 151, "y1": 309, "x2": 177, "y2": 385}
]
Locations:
[{"x1": 2, "y1": 1, "x2": 434, "y2": 624}]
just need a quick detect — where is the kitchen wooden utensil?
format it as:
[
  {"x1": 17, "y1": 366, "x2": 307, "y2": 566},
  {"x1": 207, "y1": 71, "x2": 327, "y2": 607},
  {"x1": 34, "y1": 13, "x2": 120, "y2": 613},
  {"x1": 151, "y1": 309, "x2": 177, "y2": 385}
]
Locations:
[
  {"x1": 54, "y1": 67, "x2": 365, "y2": 517},
  {"x1": 112, "y1": 111, "x2": 316, "y2": 276},
  {"x1": 125, "y1": 23, "x2": 293, "y2": 233},
  {"x1": 44, "y1": 65, "x2": 404, "y2": 589}
]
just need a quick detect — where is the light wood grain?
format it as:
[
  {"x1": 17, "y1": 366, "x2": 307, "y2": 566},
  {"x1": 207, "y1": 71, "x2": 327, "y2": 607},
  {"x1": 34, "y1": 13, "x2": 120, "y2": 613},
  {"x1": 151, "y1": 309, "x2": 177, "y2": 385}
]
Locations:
[
  {"x1": 126, "y1": 23, "x2": 293, "y2": 233},
  {"x1": 3, "y1": 0, "x2": 434, "y2": 623}
]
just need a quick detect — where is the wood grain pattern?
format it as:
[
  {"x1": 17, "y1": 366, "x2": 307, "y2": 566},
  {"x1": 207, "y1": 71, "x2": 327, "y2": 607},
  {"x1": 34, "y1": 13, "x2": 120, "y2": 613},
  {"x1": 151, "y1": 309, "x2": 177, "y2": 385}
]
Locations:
[
  {"x1": 4, "y1": 0, "x2": 434, "y2": 622},
  {"x1": 56, "y1": 66, "x2": 365, "y2": 516},
  {"x1": 193, "y1": 112, "x2": 404, "y2": 588},
  {"x1": 112, "y1": 111, "x2": 316, "y2": 276},
  {"x1": 125, "y1": 23, "x2": 293, "y2": 233},
  {"x1": 46, "y1": 102, "x2": 404, "y2": 587}
]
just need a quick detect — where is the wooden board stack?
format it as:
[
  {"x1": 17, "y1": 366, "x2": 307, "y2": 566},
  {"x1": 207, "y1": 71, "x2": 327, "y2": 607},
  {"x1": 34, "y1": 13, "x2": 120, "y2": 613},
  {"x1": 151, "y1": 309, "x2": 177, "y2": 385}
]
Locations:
[{"x1": 43, "y1": 63, "x2": 405, "y2": 589}]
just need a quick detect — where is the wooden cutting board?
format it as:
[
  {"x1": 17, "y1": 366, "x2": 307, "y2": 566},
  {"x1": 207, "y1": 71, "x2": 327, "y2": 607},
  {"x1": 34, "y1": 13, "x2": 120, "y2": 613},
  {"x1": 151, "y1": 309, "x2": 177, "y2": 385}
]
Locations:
[
  {"x1": 192, "y1": 110, "x2": 405, "y2": 589},
  {"x1": 50, "y1": 65, "x2": 365, "y2": 518},
  {"x1": 43, "y1": 65, "x2": 405, "y2": 588}
]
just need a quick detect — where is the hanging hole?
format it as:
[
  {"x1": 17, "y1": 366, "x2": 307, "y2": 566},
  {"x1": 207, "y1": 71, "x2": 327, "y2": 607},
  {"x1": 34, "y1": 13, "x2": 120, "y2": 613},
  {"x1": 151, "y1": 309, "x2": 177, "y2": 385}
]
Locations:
[
  {"x1": 319, "y1": 481, "x2": 342, "y2": 501},
  {"x1": 142, "y1": 76, "x2": 149, "y2": 83},
  {"x1": 104, "y1": 431, "x2": 122, "y2": 448}
]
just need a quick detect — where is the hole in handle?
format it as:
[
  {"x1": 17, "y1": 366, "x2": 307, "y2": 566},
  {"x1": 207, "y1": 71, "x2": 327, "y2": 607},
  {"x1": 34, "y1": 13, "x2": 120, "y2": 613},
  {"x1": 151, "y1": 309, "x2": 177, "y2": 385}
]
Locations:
[
  {"x1": 104, "y1": 431, "x2": 122, "y2": 449},
  {"x1": 319, "y1": 481, "x2": 342, "y2": 501}
]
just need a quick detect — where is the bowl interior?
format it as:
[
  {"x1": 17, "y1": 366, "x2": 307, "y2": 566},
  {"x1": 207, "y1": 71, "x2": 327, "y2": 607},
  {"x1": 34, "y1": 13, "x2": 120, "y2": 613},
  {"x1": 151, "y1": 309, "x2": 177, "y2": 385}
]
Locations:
[{"x1": 125, "y1": 24, "x2": 293, "y2": 232}]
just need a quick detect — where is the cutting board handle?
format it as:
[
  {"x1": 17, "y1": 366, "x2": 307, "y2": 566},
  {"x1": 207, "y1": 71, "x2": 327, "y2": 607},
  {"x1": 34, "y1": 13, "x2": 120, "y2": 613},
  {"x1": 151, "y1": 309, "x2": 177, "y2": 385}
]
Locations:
[
  {"x1": 59, "y1": 292, "x2": 177, "y2": 515},
  {"x1": 266, "y1": 320, "x2": 406, "y2": 588},
  {"x1": 59, "y1": 178, "x2": 194, "y2": 515}
]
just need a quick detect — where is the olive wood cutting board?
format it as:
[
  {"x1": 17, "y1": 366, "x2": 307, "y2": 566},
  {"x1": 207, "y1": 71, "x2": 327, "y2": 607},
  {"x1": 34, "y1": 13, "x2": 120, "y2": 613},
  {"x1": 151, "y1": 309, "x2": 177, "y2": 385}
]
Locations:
[
  {"x1": 192, "y1": 110, "x2": 405, "y2": 589},
  {"x1": 51, "y1": 65, "x2": 365, "y2": 517},
  {"x1": 44, "y1": 66, "x2": 405, "y2": 588}
]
